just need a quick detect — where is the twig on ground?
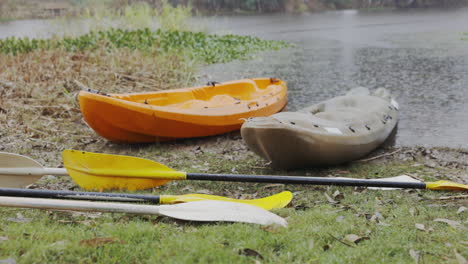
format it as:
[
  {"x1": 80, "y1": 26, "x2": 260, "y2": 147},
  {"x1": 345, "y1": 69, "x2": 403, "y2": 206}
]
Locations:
[
  {"x1": 358, "y1": 149, "x2": 402, "y2": 162},
  {"x1": 327, "y1": 233, "x2": 354, "y2": 247},
  {"x1": 73, "y1": 80, "x2": 90, "y2": 90},
  {"x1": 249, "y1": 166, "x2": 268, "y2": 169},
  {"x1": 434, "y1": 195, "x2": 468, "y2": 200}
]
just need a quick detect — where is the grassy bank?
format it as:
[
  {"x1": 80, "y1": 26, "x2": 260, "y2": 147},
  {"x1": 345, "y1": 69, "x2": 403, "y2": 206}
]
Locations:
[{"x1": 0, "y1": 136, "x2": 466, "y2": 263}]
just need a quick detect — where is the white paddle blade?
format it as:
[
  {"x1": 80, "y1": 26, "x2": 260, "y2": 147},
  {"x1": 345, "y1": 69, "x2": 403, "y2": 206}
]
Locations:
[
  {"x1": 0, "y1": 197, "x2": 287, "y2": 226},
  {"x1": 0, "y1": 152, "x2": 44, "y2": 188},
  {"x1": 159, "y1": 200, "x2": 288, "y2": 227}
]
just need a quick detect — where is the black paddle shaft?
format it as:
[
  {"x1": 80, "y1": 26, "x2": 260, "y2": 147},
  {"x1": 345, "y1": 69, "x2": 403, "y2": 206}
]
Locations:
[
  {"x1": 0, "y1": 188, "x2": 161, "y2": 204},
  {"x1": 187, "y1": 173, "x2": 427, "y2": 189}
]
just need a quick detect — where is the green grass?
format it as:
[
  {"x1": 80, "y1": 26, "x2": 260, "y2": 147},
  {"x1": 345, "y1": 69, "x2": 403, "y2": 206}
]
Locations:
[
  {"x1": 0, "y1": 178, "x2": 465, "y2": 263},
  {"x1": 0, "y1": 138, "x2": 466, "y2": 263}
]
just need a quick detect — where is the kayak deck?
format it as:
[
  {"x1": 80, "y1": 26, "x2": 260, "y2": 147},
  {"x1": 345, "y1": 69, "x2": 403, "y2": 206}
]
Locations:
[
  {"x1": 241, "y1": 87, "x2": 399, "y2": 169},
  {"x1": 79, "y1": 78, "x2": 287, "y2": 143}
]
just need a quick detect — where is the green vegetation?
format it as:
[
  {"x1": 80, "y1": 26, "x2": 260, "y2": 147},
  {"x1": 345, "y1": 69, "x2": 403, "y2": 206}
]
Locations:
[
  {"x1": 0, "y1": 28, "x2": 290, "y2": 63},
  {"x1": 76, "y1": 1, "x2": 192, "y2": 31},
  {"x1": 0, "y1": 146, "x2": 466, "y2": 263},
  {"x1": 157, "y1": 0, "x2": 192, "y2": 31}
]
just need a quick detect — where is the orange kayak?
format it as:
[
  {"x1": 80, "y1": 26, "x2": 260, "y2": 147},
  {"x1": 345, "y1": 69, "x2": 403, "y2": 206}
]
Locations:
[{"x1": 78, "y1": 78, "x2": 287, "y2": 143}]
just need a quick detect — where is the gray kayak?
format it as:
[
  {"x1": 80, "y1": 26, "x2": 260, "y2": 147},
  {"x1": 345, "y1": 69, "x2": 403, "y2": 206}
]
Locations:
[{"x1": 241, "y1": 87, "x2": 399, "y2": 169}]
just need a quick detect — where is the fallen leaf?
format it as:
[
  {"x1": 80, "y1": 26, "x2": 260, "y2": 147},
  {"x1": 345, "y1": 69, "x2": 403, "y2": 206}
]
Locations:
[
  {"x1": 221, "y1": 241, "x2": 230, "y2": 247},
  {"x1": 332, "y1": 190, "x2": 344, "y2": 200},
  {"x1": 336, "y1": 170, "x2": 350, "y2": 174},
  {"x1": 308, "y1": 239, "x2": 314, "y2": 250},
  {"x1": 195, "y1": 189, "x2": 213, "y2": 195},
  {"x1": 181, "y1": 185, "x2": 194, "y2": 192},
  {"x1": 457, "y1": 206, "x2": 466, "y2": 214},
  {"x1": 324, "y1": 193, "x2": 338, "y2": 204},
  {"x1": 261, "y1": 225, "x2": 283, "y2": 234},
  {"x1": 454, "y1": 249, "x2": 467, "y2": 264},
  {"x1": 370, "y1": 211, "x2": 384, "y2": 223},
  {"x1": 238, "y1": 248, "x2": 264, "y2": 259},
  {"x1": 328, "y1": 233, "x2": 354, "y2": 247},
  {"x1": 344, "y1": 234, "x2": 368, "y2": 244},
  {"x1": 424, "y1": 160, "x2": 438, "y2": 168},
  {"x1": 353, "y1": 189, "x2": 367, "y2": 195},
  {"x1": 0, "y1": 258, "x2": 16, "y2": 264},
  {"x1": 49, "y1": 240, "x2": 67, "y2": 249},
  {"x1": 409, "y1": 249, "x2": 420, "y2": 263},
  {"x1": 79, "y1": 237, "x2": 125, "y2": 247},
  {"x1": 294, "y1": 204, "x2": 310, "y2": 210},
  {"x1": 261, "y1": 184, "x2": 285, "y2": 189},
  {"x1": 7, "y1": 213, "x2": 32, "y2": 223},
  {"x1": 335, "y1": 215, "x2": 345, "y2": 222},
  {"x1": 434, "y1": 218, "x2": 467, "y2": 230},
  {"x1": 0, "y1": 236, "x2": 8, "y2": 242},
  {"x1": 58, "y1": 220, "x2": 94, "y2": 225},
  {"x1": 415, "y1": 223, "x2": 425, "y2": 231},
  {"x1": 193, "y1": 146, "x2": 203, "y2": 154}
]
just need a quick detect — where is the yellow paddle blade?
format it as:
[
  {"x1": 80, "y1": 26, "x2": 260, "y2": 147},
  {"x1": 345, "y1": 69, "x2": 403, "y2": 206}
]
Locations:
[
  {"x1": 62, "y1": 150, "x2": 187, "y2": 191},
  {"x1": 160, "y1": 191, "x2": 293, "y2": 210},
  {"x1": 426, "y1": 180, "x2": 468, "y2": 191}
]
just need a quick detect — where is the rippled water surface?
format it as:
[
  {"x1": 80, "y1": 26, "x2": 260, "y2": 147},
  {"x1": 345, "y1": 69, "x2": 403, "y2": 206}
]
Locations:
[
  {"x1": 1, "y1": 8, "x2": 468, "y2": 148},
  {"x1": 200, "y1": 8, "x2": 468, "y2": 148}
]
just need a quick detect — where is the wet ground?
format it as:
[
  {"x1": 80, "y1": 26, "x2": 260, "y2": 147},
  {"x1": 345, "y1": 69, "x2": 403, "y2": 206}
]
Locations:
[
  {"x1": 1, "y1": 8, "x2": 468, "y2": 148},
  {"x1": 200, "y1": 8, "x2": 468, "y2": 149}
]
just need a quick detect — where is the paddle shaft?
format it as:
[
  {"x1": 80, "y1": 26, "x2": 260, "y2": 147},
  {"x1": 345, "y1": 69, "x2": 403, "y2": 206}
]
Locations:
[
  {"x1": 0, "y1": 168, "x2": 67, "y2": 176},
  {"x1": 186, "y1": 173, "x2": 428, "y2": 189},
  {"x1": 0, "y1": 187, "x2": 160, "y2": 203},
  {"x1": 0, "y1": 196, "x2": 287, "y2": 226},
  {"x1": 0, "y1": 196, "x2": 162, "y2": 214},
  {"x1": 5, "y1": 167, "x2": 426, "y2": 189}
]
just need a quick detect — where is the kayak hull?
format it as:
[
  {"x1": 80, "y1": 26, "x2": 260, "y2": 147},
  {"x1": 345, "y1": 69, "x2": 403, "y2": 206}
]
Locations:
[
  {"x1": 241, "y1": 87, "x2": 399, "y2": 169},
  {"x1": 79, "y1": 78, "x2": 287, "y2": 143}
]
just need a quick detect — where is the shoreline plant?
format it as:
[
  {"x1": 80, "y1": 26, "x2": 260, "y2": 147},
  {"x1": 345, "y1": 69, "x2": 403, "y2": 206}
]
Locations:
[{"x1": 0, "y1": 28, "x2": 290, "y2": 64}]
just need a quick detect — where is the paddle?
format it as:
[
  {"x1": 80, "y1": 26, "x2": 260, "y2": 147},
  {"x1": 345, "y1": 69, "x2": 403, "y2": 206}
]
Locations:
[
  {"x1": 0, "y1": 152, "x2": 292, "y2": 210},
  {"x1": 2, "y1": 150, "x2": 466, "y2": 192},
  {"x1": 61, "y1": 150, "x2": 467, "y2": 192},
  {"x1": 0, "y1": 196, "x2": 287, "y2": 226},
  {"x1": 62, "y1": 150, "x2": 468, "y2": 191},
  {"x1": 0, "y1": 152, "x2": 67, "y2": 188},
  {"x1": 0, "y1": 187, "x2": 292, "y2": 210}
]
